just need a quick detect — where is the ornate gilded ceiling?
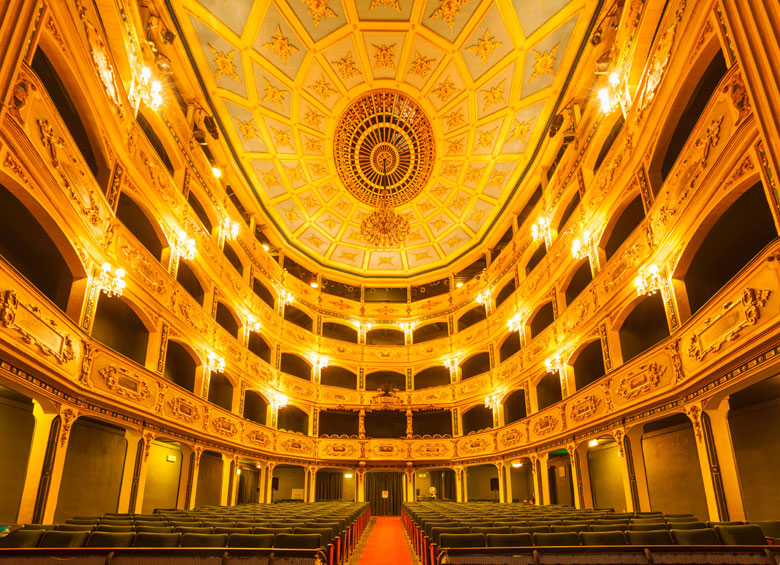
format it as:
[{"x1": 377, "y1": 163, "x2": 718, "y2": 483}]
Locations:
[{"x1": 167, "y1": 0, "x2": 598, "y2": 279}]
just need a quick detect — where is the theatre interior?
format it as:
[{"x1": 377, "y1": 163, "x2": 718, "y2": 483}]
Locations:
[{"x1": 1, "y1": 0, "x2": 780, "y2": 562}]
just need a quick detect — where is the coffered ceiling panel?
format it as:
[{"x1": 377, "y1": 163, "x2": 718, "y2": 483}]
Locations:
[{"x1": 169, "y1": 0, "x2": 599, "y2": 280}]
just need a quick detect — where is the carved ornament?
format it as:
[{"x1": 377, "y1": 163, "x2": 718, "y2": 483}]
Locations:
[
  {"x1": 168, "y1": 396, "x2": 200, "y2": 423},
  {"x1": 98, "y1": 365, "x2": 152, "y2": 402},
  {"x1": 569, "y1": 394, "x2": 602, "y2": 421},
  {"x1": 211, "y1": 416, "x2": 238, "y2": 437},
  {"x1": 616, "y1": 362, "x2": 666, "y2": 399},
  {"x1": 1, "y1": 290, "x2": 76, "y2": 364}
]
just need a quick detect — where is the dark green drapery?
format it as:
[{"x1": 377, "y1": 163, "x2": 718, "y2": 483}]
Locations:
[
  {"x1": 315, "y1": 470, "x2": 344, "y2": 501},
  {"x1": 429, "y1": 469, "x2": 456, "y2": 501},
  {"x1": 365, "y1": 471, "x2": 402, "y2": 516},
  {"x1": 237, "y1": 468, "x2": 259, "y2": 504}
]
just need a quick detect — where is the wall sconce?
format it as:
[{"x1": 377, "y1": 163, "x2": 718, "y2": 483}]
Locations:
[
  {"x1": 511, "y1": 461, "x2": 523, "y2": 468},
  {"x1": 532, "y1": 216, "x2": 552, "y2": 248},
  {"x1": 236, "y1": 468, "x2": 241, "y2": 475},
  {"x1": 484, "y1": 394, "x2": 500, "y2": 412},
  {"x1": 271, "y1": 393, "x2": 288, "y2": 409},
  {"x1": 176, "y1": 232, "x2": 196, "y2": 261},
  {"x1": 545, "y1": 353, "x2": 565, "y2": 378},
  {"x1": 443, "y1": 358, "x2": 459, "y2": 371},
  {"x1": 399, "y1": 322, "x2": 415, "y2": 340},
  {"x1": 507, "y1": 313, "x2": 524, "y2": 333},
  {"x1": 132, "y1": 66, "x2": 163, "y2": 112},
  {"x1": 476, "y1": 290, "x2": 491, "y2": 306},
  {"x1": 597, "y1": 70, "x2": 623, "y2": 113},
  {"x1": 588, "y1": 439, "x2": 599, "y2": 448},
  {"x1": 571, "y1": 231, "x2": 592, "y2": 261},
  {"x1": 310, "y1": 355, "x2": 329, "y2": 371},
  {"x1": 635, "y1": 264, "x2": 664, "y2": 297},
  {"x1": 222, "y1": 217, "x2": 239, "y2": 241},
  {"x1": 98, "y1": 263, "x2": 126, "y2": 297},
  {"x1": 206, "y1": 351, "x2": 225, "y2": 374},
  {"x1": 246, "y1": 314, "x2": 262, "y2": 334},
  {"x1": 344, "y1": 473, "x2": 354, "y2": 479},
  {"x1": 279, "y1": 290, "x2": 295, "y2": 306}
]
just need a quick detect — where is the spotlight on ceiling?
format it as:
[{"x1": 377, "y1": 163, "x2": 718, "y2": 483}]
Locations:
[{"x1": 549, "y1": 113, "x2": 564, "y2": 138}]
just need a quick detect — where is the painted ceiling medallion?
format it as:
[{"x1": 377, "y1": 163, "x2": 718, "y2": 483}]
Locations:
[{"x1": 334, "y1": 90, "x2": 435, "y2": 208}]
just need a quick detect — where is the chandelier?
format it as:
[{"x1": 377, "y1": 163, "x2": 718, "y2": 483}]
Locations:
[{"x1": 360, "y1": 160, "x2": 410, "y2": 249}]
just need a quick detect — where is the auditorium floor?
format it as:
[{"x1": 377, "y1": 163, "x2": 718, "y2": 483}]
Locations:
[{"x1": 352, "y1": 517, "x2": 417, "y2": 565}]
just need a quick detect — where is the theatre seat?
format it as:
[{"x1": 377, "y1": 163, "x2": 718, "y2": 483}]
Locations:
[
  {"x1": 133, "y1": 532, "x2": 181, "y2": 547},
  {"x1": 57, "y1": 524, "x2": 94, "y2": 532},
  {"x1": 135, "y1": 526, "x2": 173, "y2": 533},
  {"x1": 227, "y1": 533, "x2": 274, "y2": 548},
  {"x1": 626, "y1": 529, "x2": 673, "y2": 545},
  {"x1": 715, "y1": 525, "x2": 767, "y2": 545},
  {"x1": 669, "y1": 521, "x2": 707, "y2": 530},
  {"x1": 274, "y1": 533, "x2": 322, "y2": 549},
  {"x1": 580, "y1": 531, "x2": 627, "y2": 546},
  {"x1": 38, "y1": 530, "x2": 89, "y2": 548},
  {"x1": 512, "y1": 526, "x2": 550, "y2": 534},
  {"x1": 533, "y1": 532, "x2": 580, "y2": 546},
  {"x1": 486, "y1": 533, "x2": 533, "y2": 547},
  {"x1": 175, "y1": 526, "x2": 213, "y2": 534},
  {"x1": 180, "y1": 533, "x2": 228, "y2": 547},
  {"x1": 214, "y1": 526, "x2": 252, "y2": 534},
  {"x1": 671, "y1": 528, "x2": 721, "y2": 545},
  {"x1": 0, "y1": 529, "x2": 44, "y2": 548},
  {"x1": 85, "y1": 531, "x2": 134, "y2": 547},
  {"x1": 96, "y1": 525, "x2": 134, "y2": 532},
  {"x1": 471, "y1": 526, "x2": 510, "y2": 534},
  {"x1": 438, "y1": 533, "x2": 486, "y2": 548},
  {"x1": 591, "y1": 524, "x2": 628, "y2": 532},
  {"x1": 749, "y1": 521, "x2": 780, "y2": 538},
  {"x1": 551, "y1": 525, "x2": 587, "y2": 533}
]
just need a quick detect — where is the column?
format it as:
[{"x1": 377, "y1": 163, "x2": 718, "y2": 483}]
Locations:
[
  {"x1": 503, "y1": 462, "x2": 513, "y2": 504},
  {"x1": 454, "y1": 466, "x2": 463, "y2": 502},
  {"x1": 176, "y1": 444, "x2": 196, "y2": 509},
  {"x1": 496, "y1": 462, "x2": 506, "y2": 503},
  {"x1": 356, "y1": 470, "x2": 365, "y2": 502},
  {"x1": 613, "y1": 429, "x2": 638, "y2": 512},
  {"x1": 117, "y1": 429, "x2": 154, "y2": 513},
  {"x1": 16, "y1": 402, "x2": 60, "y2": 524},
  {"x1": 462, "y1": 467, "x2": 469, "y2": 502},
  {"x1": 566, "y1": 444, "x2": 583, "y2": 510},
  {"x1": 186, "y1": 447, "x2": 203, "y2": 509},
  {"x1": 573, "y1": 443, "x2": 594, "y2": 509},
  {"x1": 537, "y1": 453, "x2": 550, "y2": 505},
  {"x1": 308, "y1": 467, "x2": 317, "y2": 502},
  {"x1": 529, "y1": 455, "x2": 541, "y2": 505},
  {"x1": 625, "y1": 426, "x2": 651, "y2": 511},
  {"x1": 37, "y1": 407, "x2": 79, "y2": 523},
  {"x1": 220, "y1": 454, "x2": 235, "y2": 506},
  {"x1": 358, "y1": 409, "x2": 365, "y2": 439},
  {"x1": 265, "y1": 462, "x2": 276, "y2": 503},
  {"x1": 255, "y1": 461, "x2": 267, "y2": 504},
  {"x1": 406, "y1": 469, "x2": 415, "y2": 502}
]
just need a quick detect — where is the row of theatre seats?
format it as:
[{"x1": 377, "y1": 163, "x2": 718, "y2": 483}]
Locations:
[
  {"x1": 402, "y1": 502, "x2": 780, "y2": 565},
  {"x1": 0, "y1": 502, "x2": 369, "y2": 565}
]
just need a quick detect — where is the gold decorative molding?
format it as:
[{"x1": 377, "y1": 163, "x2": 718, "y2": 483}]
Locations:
[
  {"x1": 532, "y1": 415, "x2": 558, "y2": 436},
  {"x1": 98, "y1": 365, "x2": 152, "y2": 402},
  {"x1": 211, "y1": 416, "x2": 238, "y2": 437},
  {"x1": 616, "y1": 362, "x2": 666, "y2": 400},
  {"x1": 246, "y1": 429, "x2": 271, "y2": 448},
  {"x1": 0, "y1": 290, "x2": 76, "y2": 364},
  {"x1": 688, "y1": 288, "x2": 771, "y2": 361},
  {"x1": 168, "y1": 396, "x2": 200, "y2": 423},
  {"x1": 60, "y1": 407, "x2": 78, "y2": 447},
  {"x1": 568, "y1": 394, "x2": 602, "y2": 421}
]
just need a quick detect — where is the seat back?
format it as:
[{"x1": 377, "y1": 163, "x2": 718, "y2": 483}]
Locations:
[
  {"x1": 133, "y1": 532, "x2": 181, "y2": 547},
  {"x1": 180, "y1": 533, "x2": 228, "y2": 547},
  {"x1": 175, "y1": 526, "x2": 213, "y2": 534},
  {"x1": 227, "y1": 533, "x2": 274, "y2": 548},
  {"x1": 0, "y1": 530, "x2": 44, "y2": 548},
  {"x1": 96, "y1": 525, "x2": 134, "y2": 532},
  {"x1": 135, "y1": 526, "x2": 174, "y2": 533},
  {"x1": 669, "y1": 521, "x2": 707, "y2": 530},
  {"x1": 630, "y1": 523, "x2": 669, "y2": 531},
  {"x1": 254, "y1": 526, "x2": 293, "y2": 535},
  {"x1": 580, "y1": 531, "x2": 627, "y2": 546},
  {"x1": 85, "y1": 531, "x2": 134, "y2": 547},
  {"x1": 431, "y1": 526, "x2": 469, "y2": 546},
  {"x1": 591, "y1": 524, "x2": 628, "y2": 532},
  {"x1": 471, "y1": 526, "x2": 510, "y2": 534},
  {"x1": 274, "y1": 533, "x2": 322, "y2": 549},
  {"x1": 57, "y1": 524, "x2": 94, "y2": 532},
  {"x1": 748, "y1": 521, "x2": 780, "y2": 538},
  {"x1": 486, "y1": 533, "x2": 532, "y2": 547},
  {"x1": 294, "y1": 527, "x2": 331, "y2": 546},
  {"x1": 551, "y1": 525, "x2": 587, "y2": 533},
  {"x1": 671, "y1": 528, "x2": 721, "y2": 545},
  {"x1": 714, "y1": 525, "x2": 767, "y2": 545},
  {"x1": 39, "y1": 530, "x2": 90, "y2": 548},
  {"x1": 438, "y1": 533, "x2": 486, "y2": 548},
  {"x1": 512, "y1": 526, "x2": 550, "y2": 534},
  {"x1": 533, "y1": 532, "x2": 580, "y2": 546},
  {"x1": 626, "y1": 529, "x2": 673, "y2": 545}
]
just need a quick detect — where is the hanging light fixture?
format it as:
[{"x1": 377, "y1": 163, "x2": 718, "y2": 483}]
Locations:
[
  {"x1": 206, "y1": 351, "x2": 226, "y2": 373},
  {"x1": 484, "y1": 394, "x2": 500, "y2": 412},
  {"x1": 507, "y1": 313, "x2": 524, "y2": 333},
  {"x1": 360, "y1": 158, "x2": 410, "y2": 249},
  {"x1": 532, "y1": 216, "x2": 552, "y2": 248},
  {"x1": 635, "y1": 264, "x2": 664, "y2": 296},
  {"x1": 98, "y1": 263, "x2": 126, "y2": 297},
  {"x1": 132, "y1": 66, "x2": 163, "y2": 112}
]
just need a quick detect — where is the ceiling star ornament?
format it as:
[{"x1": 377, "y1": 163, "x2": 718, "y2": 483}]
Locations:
[
  {"x1": 236, "y1": 118, "x2": 260, "y2": 142},
  {"x1": 259, "y1": 169, "x2": 281, "y2": 187},
  {"x1": 377, "y1": 255, "x2": 395, "y2": 265},
  {"x1": 481, "y1": 79, "x2": 505, "y2": 110},
  {"x1": 465, "y1": 165, "x2": 484, "y2": 182},
  {"x1": 441, "y1": 162, "x2": 460, "y2": 177},
  {"x1": 373, "y1": 44, "x2": 396, "y2": 70},
  {"x1": 529, "y1": 43, "x2": 560, "y2": 82},
  {"x1": 333, "y1": 52, "x2": 361, "y2": 80},
  {"x1": 414, "y1": 250, "x2": 432, "y2": 261},
  {"x1": 409, "y1": 51, "x2": 435, "y2": 77},
  {"x1": 466, "y1": 29, "x2": 502, "y2": 66},
  {"x1": 475, "y1": 126, "x2": 498, "y2": 149},
  {"x1": 444, "y1": 109, "x2": 465, "y2": 128},
  {"x1": 272, "y1": 127, "x2": 293, "y2": 148},
  {"x1": 370, "y1": 0, "x2": 402, "y2": 11},
  {"x1": 309, "y1": 161, "x2": 328, "y2": 177},
  {"x1": 305, "y1": 233, "x2": 327, "y2": 247},
  {"x1": 339, "y1": 250, "x2": 358, "y2": 261},
  {"x1": 444, "y1": 233, "x2": 463, "y2": 248},
  {"x1": 208, "y1": 45, "x2": 240, "y2": 81},
  {"x1": 489, "y1": 170, "x2": 508, "y2": 186},
  {"x1": 301, "y1": 0, "x2": 337, "y2": 29},
  {"x1": 430, "y1": 0, "x2": 470, "y2": 30},
  {"x1": 446, "y1": 137, "x2": 464, "y2": 154},
  {"x1": 509, "y1": 117, "x2": 532, "y2": 143},
  {"x1": 432, "y1": 76, "x2": 458, "y2": 103},
  {"x1": 282, "y1": 205, "x2": 302, "y2": 222},
  {"x1": 431, "y1": 216, "x2": 450, "y2": 231},
  {"x1": 432, "y1": 183, "x2": 451, "y2": 198},
  {"x1": 262, "y1": 78, "x2": 286, "y2": 109},
  {"x1": 303, "y1": 108, "x2": 324, "y2": 129},
  {"x1": 468, "y1": 207, "x2": 486, "y2": 223},
  {"x1": 263, "y1": 24, "x2": 299, "y2": 63},
  {"x1": 311, "y1": 76, "x2": 337, "y2": 99},
  {"x1": 304, "y1": 136, "x2": 323, "y2": 153},
  {"x1": 285, "y1": 164, "x2": 305, "y2": 182}
]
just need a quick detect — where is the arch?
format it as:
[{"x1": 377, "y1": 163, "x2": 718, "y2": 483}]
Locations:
[
  {"x1": 460, "y1": 351, "x2": 490, "y2": 380},
  {"x1": 592, "y1": 114, "x2": 625, "y2": 173},
  {"x1": 413, "y1": 321, "x2": 448, "y2": 343},
  {"x1": 187, "y1": 190, "x2": 214, "y2": 234},
  {"x1": 655, "y1": 48, "x2": 727, "y2": 186},
  {"x1": 320, "y1": 365, "x2": 357, "y2": 389},
  {"x1": 277, "y1": 405, "x2": 309, "y2": 435},
  {"x1": 207, "y1": 371, "x2": 233, "y2": 411},
  {"x1": 495, "y1": 278, "x2": 516, "y2": 308},
  {"x1": 536, "y1": 372, "x2": 562, "y2": 410},
  {"x1": 215, "y1": 301, "x2": 240, "y2": 338},
  {"x1": 271, "y1": 463, "x2": 306, "y2": 502},
  {"x1": 411, "y1": 409, "x2": 452, "y2": 437},
  {"x1": 364, "y1": 410, "x2": 405, "y2": 438},
  {"x1": 135, "y1": 111, "x2": 175, "y2": 176},
  {"x1": 0, "y1": 181, "x2": 82, "y2": 314},
  {"x1": 243, "y1": 390, "x2": 268, "y2": 425},
  {"x1": 366, "y1": 327, "x2": 405, "y2": 345},
  {"x1": 675, "y1": 181, "x2": 777, "y2": 319},
  {"x1": 284, "y1": 304, "x2": 313, "y2": 332},
  {"x1": 91, "y1": 294, "x2": 150, "y2": 366},
  {"x1": 222, "y1": 241, "x2": 243, "y2": 275},
  {"x1": 252, "y1": 278, "x2": 275, "y2": 308},
  {"x1": 322, "y1": 321, "x2": 358, "y2": 343},
  {"x1": 248, "y1": 332, "x2": 272, "y2": 363},
  {"x1": 176, "y1": 259, "x2": 205, "y2": 305},
  {"x1": 115, "y1": 192, "x2": 165, "y2": 261},
  {"x1": 499, "y1": 332, "x2": 522, "y2": 363},
  {"x1": 280, "y1": 352, "x2": 311, "y2": 381},
  {"x1": 0, "y1": 385, "x2": 35, "y2": 522},
  {"x1": 571, "y1": 340, "x2": 606, "y2": 391},
  {"x1": 457, "y1": 304, "x2": 486, "y2": 332},
  {"x1": 602, "y1": 195, "x2": 645, "y2": 261},
  {"x1": 461, "y1": 405, "x2": 493, "y2": 435},
  {"x1": 618, "y1": 293, "x2": 670, "y2": 363},
  {"x1": 162, "y1": 339, "x2": 196, "y2": 392},
  {"x1": 31, "y1": 48, "x2": 103, "y2": 181},
  {"x1": 415, "y1": 467, "x2": 456, "y2": 501},
  {"x1": 585, "y1": 436, "x2": 626, "y2": 511},
  {"x1": 318, "y1": 409, "x2": 359, "y2": 437},
  {"x1": 414, "y1": 366, "x2": 450, "y2": 390},
  {"x1": 556, "y1": 190, "x2": 581, "y2": 234},
  {"x1": 525, "y1": 242, "x2": 547, "y2": 275},
  {"x1": 529, "y1": 301, "x2": 555, "y2": 339},
  {"x1": 564, "y1": 259, "x2": 593, "y2": 305},
  {"x1": 315, "y1": 467, "x2": 356, "y2": 501},
  {"x1": 365, "y1": 370, "x2": 406, "y2": 391},
  {"x1": 503, "y1": 389, "x2": 527, "y2": 424}
]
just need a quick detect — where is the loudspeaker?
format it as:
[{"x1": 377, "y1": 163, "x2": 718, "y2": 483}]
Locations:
[
  {"x1": 490, "y1": 478, "x2": 499, "y2": 491},
  {"x1": 272, "y1": 477, "x2": 279, "y2": 490}
]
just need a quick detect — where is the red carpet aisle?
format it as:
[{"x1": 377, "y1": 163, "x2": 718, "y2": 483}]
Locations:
[{"x1": 357, "y1": 517, "x2": 415, "y2": 565}]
